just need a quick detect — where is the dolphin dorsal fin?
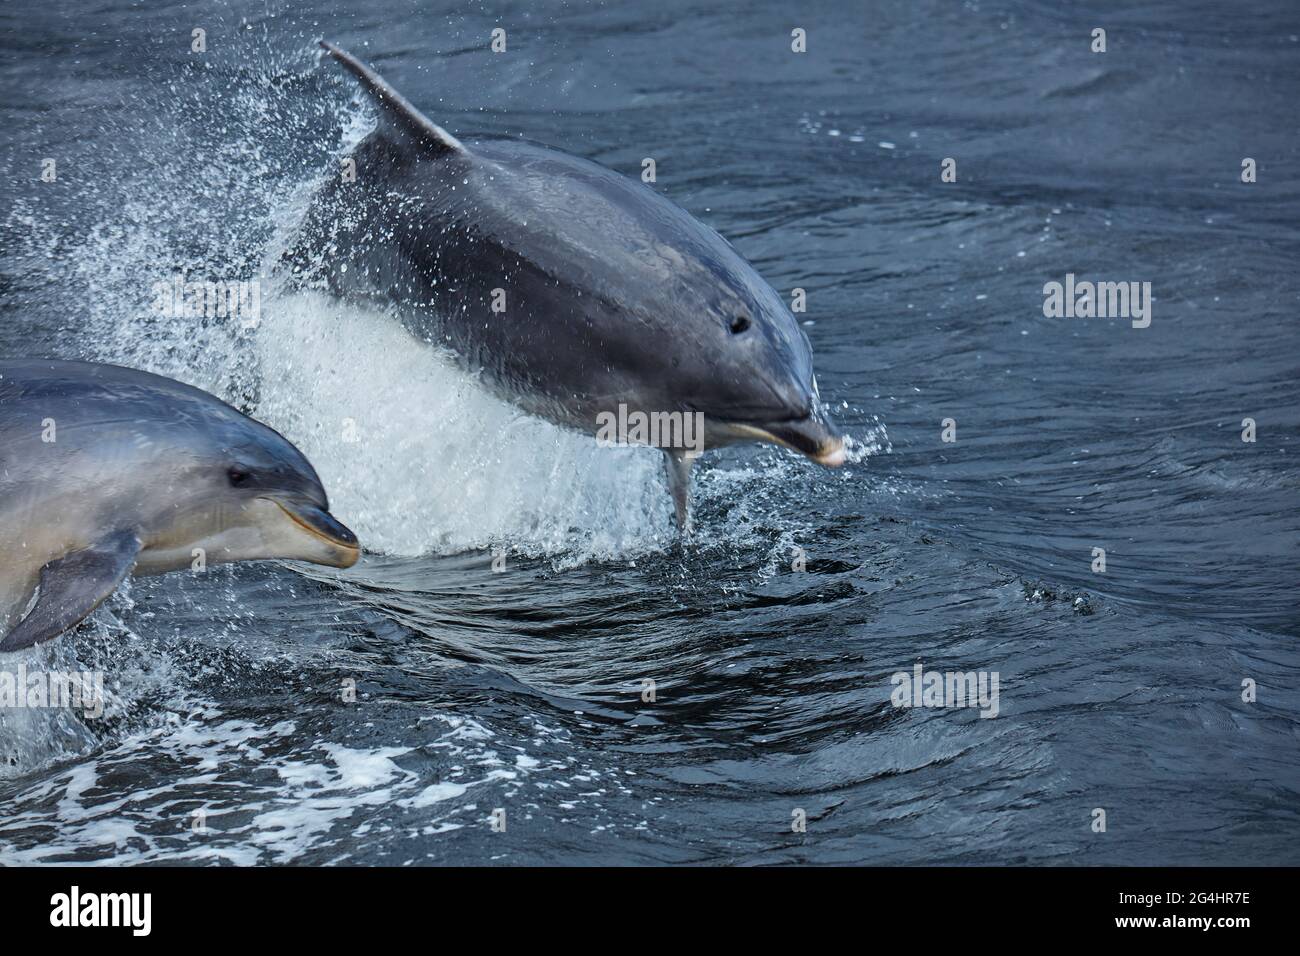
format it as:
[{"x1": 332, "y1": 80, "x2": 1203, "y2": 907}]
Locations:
[{"x1": 318, "y1": 40, "x2": 465, "y2": 155}]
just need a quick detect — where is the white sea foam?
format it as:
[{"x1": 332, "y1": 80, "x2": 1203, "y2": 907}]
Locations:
[
  {"x1": 0, "y1": 704, "x2": 546, "y2": 865},
  {"x1": 246, "y1": 290, "x2": 671, "y2": 558}
]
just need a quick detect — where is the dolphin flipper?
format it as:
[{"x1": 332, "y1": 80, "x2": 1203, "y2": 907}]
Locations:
[
  {"x1": 318, "y1": 40, "x2": 465, "y2": 155},
  {"x1": 664, "y1": 450, "x2": 696, "y2": 534},
  {"x1": 0, "y1": 532, "x2": 140, "y2": 653}
]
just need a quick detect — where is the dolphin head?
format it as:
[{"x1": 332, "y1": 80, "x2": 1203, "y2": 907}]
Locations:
[
  {"x1": 454, "y1": 141, "x2": 847, "y2": 467},
  {"x1": 128, "y1": 390, "x2": 360, "y2": 573},
  {"x1": 667, "y1": 259, "x2": 846, "y2": 466},
  {"x1": 576, "y1": 213, "x2": 847, "y2": 466}
]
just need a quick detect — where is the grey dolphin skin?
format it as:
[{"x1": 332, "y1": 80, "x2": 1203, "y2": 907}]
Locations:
[
  {"x1": 286, "y1": 41, "x2": 846, "y2": 529},
  {"x1": 0, "y1": 360, "x2": 360, "y2": 653}
]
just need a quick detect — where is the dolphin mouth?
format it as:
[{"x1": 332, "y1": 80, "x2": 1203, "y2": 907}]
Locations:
[
  {"x1": 728, "y1": 413, "x2": 847, "y2": 467},
  {"x1": 268, "y1": 498, "x2": 361, "y2": 568}
]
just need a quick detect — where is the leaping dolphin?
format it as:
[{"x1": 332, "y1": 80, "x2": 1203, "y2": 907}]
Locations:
[
  {"x1": 0, "y1": 360, "x2": 360, "y2": 653},
  {"x1": 285, "y1": 41, "x2": 846, "y2": 530}
]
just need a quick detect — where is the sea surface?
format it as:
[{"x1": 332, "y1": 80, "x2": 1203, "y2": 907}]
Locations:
[{"x1": 0, "y1": 0, "x2": 1297, "y2": 865}]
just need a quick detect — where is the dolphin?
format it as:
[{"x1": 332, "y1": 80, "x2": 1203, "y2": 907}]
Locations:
[
  {"x1": 0, "y1": 359, "x2": 360, "y2": 653},
  {"x1": 284, "y1": 41, "x2": 846, "y2": 530}
]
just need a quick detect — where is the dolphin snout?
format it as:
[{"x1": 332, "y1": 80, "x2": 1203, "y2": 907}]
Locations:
[
  {"x1": 729, "y1": 410, "x2": 847, "y2": 468},
  {"x1": 267, "y1": 496, "x2": 361, "y2": 568}
]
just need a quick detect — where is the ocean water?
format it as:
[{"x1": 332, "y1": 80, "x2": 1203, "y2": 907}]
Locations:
[{"x1": 0, "y1": 0, "x2": 1296, "y2": 865}]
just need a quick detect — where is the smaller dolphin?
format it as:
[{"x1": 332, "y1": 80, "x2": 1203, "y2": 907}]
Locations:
[{"x1": 0, "y1": 360, "x2": 360, "y2": 653}]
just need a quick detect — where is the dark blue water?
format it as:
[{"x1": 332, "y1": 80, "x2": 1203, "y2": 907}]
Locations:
[{"x1": 0, "y1": 0, "x2": 1297, "y2": 864}]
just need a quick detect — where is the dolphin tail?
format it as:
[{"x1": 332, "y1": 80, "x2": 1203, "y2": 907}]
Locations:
[
  {"x1": 317, "y1": 40, "x2": 465, "y2": 155},
  {"x1": 664, "y1": 450, "x2": 695, "y2": 534},
  {"x1": 0, "y1": 532, "x2": 140, "y2": 653}
]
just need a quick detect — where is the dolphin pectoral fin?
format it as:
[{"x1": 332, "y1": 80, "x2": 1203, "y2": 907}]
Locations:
[
  {"x1": 663, "y1": 450, "x2": 696, "y2": 534},
  {"x1": 0, "y1": 532, "x2": 140, "y2": 653},
  {"x1": 318, "y1": 41, "x2": 465, "y2": 156}
]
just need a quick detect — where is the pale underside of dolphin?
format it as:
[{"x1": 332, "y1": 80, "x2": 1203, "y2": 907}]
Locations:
[
  {"x1": 286, "y1": 41, "x2": 846, "y2": 530},
  {"x1": 0, "y1": 360, "x2": 359, "y2": 653}
]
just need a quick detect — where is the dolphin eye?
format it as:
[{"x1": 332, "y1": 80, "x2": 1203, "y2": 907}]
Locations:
[
  {"x1": 730, "y1": 314, "x2": 751, "y2": 334},
  {"x1": 227, "y1": 467, "x2": 252, "y2": 487}
]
